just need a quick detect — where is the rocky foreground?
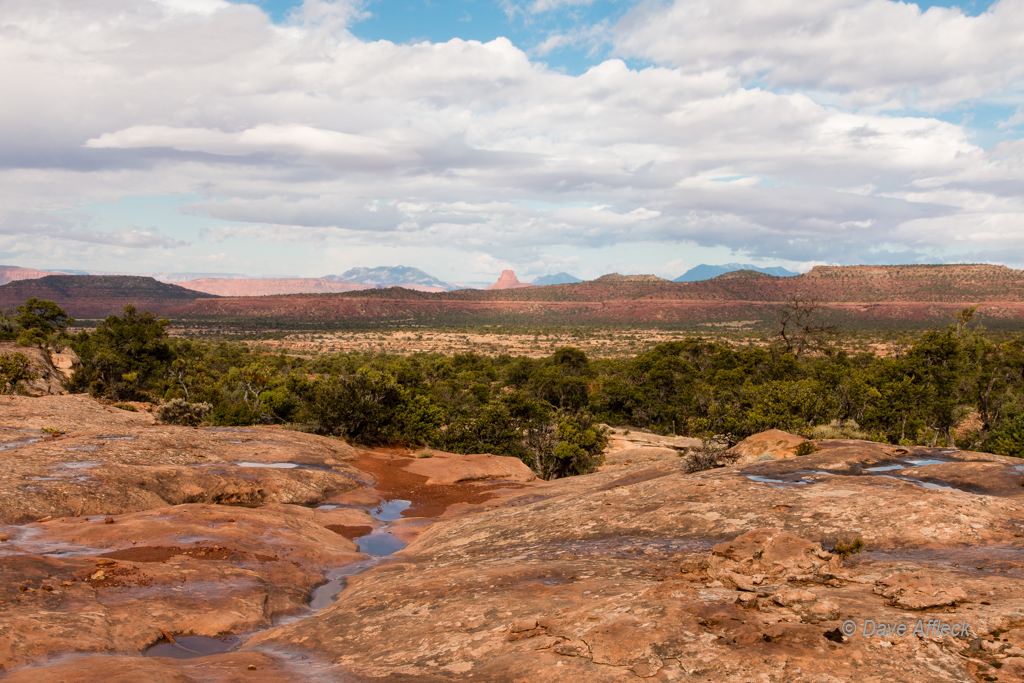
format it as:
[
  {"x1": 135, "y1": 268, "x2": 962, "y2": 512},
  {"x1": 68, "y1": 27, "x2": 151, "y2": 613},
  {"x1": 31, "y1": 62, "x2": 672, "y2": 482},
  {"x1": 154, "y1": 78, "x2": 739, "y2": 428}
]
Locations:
[{"x1": 1, "y1": 396, "x2": 1023, "y2": 682}]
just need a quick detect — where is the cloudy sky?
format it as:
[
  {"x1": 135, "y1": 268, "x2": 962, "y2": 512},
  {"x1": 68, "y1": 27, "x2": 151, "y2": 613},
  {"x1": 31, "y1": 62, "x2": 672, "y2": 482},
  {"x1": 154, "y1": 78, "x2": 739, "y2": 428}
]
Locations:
[{"x1": 2, "y1": 0, "x2": 1023, "y2": 282}]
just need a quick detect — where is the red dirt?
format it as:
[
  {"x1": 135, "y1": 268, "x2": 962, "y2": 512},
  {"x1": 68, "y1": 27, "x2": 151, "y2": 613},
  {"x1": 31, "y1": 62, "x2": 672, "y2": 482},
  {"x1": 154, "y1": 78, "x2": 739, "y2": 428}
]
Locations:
[{"x1": 99, "y1": 545, "x2": 236, "y2": 563}]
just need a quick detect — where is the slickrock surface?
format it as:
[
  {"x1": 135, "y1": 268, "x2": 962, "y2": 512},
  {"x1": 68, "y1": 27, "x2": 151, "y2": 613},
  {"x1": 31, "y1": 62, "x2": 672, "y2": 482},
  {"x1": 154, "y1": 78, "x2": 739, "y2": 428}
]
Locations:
[
  {"x1": 4, "y1": 395, "x2": 1024, "y2": 682},
  {"x1": 239, "y1": 441, "x2": 1024, "y2": 682},
  {"x1": 0, "y1": 503, "x2": 363, "y2": 671},
  {"x1": 0, "y1": 395, "x2": 370, "y2": 523}
]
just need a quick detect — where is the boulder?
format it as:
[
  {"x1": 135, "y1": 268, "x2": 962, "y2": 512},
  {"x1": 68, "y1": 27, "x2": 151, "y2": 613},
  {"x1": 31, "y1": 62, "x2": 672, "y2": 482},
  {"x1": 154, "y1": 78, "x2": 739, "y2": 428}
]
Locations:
[{"x1": 728, "y1": 428, "x2": 809, "y2": 464}]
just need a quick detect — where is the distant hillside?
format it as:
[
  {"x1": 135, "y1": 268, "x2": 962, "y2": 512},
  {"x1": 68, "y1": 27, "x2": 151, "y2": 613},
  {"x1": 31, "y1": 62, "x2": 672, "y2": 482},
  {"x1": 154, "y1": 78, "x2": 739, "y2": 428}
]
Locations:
[
  {"x1": 183, "y1": 264, "x2": 1024, "y2": 329},
  {"x1": 0, "y1": 275, "x2": 218, "y2": 317},
  {"x1": 675, "y1": 263, "x2": 799, "y2": 282},
  {"x1": 532, "y1": 272, "x2": 582, "y2": 286},
  {"x1": 178, "y1": 278, "x2": 372, "y2": 297},
  {"x1": 595, "y1": 273, "x2": 672, "y2": 283},
  {"x1": 0, "y1": 265, "x2": 59, "y2": 286},
  {"x1": 326, "y1": 266, "x2": 452, "y2": 292}
]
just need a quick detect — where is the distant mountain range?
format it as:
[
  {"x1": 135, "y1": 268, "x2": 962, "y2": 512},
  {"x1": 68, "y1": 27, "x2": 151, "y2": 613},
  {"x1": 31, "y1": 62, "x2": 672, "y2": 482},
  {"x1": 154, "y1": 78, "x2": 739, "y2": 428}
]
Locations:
[
  {"x1": 2, "y1": 264, "x2": 1022, "y2": 326},
  {"x1": 326, "y1": 266, "x2": 453, "y2": 292},
  {"x1": 532, "y1": 272, "x2": 583, "y2": 286},
  {"x1": 179, "y1": 264, "x2": 1024, "y2": 329},
  {"x1": 674, "y1": 263, "x2": 799, "y2": 282},
  {"x1": 0, "y1": 263, "x2": 588, "y2": 294}
]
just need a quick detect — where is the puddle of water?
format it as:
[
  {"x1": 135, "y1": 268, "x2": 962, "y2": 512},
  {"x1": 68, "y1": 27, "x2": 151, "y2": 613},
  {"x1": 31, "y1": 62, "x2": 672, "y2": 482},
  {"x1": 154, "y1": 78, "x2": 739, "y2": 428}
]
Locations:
[
  {"x1": 145, "y1": 635, "x2": 243, "y2": 660},
  {"x1": 356, "y1": 532, "x2": 406, "y2": 556},
  {"x1": 0, "y1": 437, "x2": 41, "y2": 451},
  {"x1": 226, "y1": 440, "x2": 282, "y2": 445},
  {"x1": 744, "y1": 475, "x2": 810, "y2": 486},
  {"x1": 98, "y1": 436, "x2": 135, "y2": 441},
  {"x1": 916, "y1": 481, "x2": 969, "y2": 492},
  {"x1": 26, "y1": 477, "x2": 60, "y2": 481},
  {"x1": 370, "y1": 499, "x2": 412, "y2": 521},
  {"x1": 60, "y1": 462, "x2": 103, "y2": 469},
  {"x1": 865, "y1": 457, "x2": 954, "y2": 473},
  {"x1": 878, "y1": 475, "x2": 970, "y2": 493},
  {"x1": 306, "y1": 499, "x2": 414, "y2": 611},
  {"x1": 234, "y1": 461, "x2": 334, "y2": 471},
  {"x1": 309, "y1": 558, "x2": 381, "y2": 611},
  {"x1": 204, "y1": 427, "x2": 255, "y2": 433}
]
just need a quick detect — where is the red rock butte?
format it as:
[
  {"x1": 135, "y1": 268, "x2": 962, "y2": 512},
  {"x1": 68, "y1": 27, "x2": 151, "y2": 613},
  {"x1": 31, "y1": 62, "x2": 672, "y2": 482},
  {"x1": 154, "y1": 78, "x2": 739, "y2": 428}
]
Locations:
[{"x1": 486, "y1": 269, "x2": 532, "y2": 290}]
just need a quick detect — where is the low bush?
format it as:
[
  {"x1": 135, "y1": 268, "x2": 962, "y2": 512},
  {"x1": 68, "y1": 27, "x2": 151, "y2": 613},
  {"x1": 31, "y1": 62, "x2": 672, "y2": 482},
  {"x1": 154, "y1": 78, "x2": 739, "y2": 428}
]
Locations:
[
  {"x1": 155, "y1": 398, "x2": 212, "y2": 427},
  {"x1": 795, "y1": 441, "x2": 820, "y2": 456},
  {"x1": 833, "y1": 537, "x2": 865, "y2": 557}
]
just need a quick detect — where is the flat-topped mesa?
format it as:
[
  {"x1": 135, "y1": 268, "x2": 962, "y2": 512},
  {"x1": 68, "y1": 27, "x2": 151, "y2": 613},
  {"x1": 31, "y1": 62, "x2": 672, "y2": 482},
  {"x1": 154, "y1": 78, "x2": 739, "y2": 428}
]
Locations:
[
  {"x1": 805, "y1": 264, "x2": 1018, "y2": 279},
  {"x1": 178, "y1": 278, "x2": 371, "y2": 296},
  {"x1": 0, "y1": 265, "x2": 59, "y2": 286},
  {"x1": 486, "y1": 270, "x2": 532, "y2": 290},
  {"x1": 594, "y1": 273, "x2": 671, "y2": 283}
]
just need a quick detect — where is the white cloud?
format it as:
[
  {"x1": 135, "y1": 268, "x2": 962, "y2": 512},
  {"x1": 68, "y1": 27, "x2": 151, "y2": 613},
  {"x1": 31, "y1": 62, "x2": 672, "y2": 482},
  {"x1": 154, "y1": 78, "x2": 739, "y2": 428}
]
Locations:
[
  {"x1": 0, "y1": 0, "x2": 1021, "y2": 278},
  {"x1": 528, "y1": 0, "x2": 597, "y2": 13},
  {"x1": 611, "y1": 0, "x2": 1024, "y2": 110}
]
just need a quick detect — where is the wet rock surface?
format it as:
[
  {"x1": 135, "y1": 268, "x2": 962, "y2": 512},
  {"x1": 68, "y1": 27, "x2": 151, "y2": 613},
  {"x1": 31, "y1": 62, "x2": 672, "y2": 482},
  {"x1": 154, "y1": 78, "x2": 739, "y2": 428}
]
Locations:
[
  {"x1": 3, "y1": 396, "x2": 1024, "y2": 682},
  {"x1": 0, "y1": 395, "x2": 370, "y2": 524}
]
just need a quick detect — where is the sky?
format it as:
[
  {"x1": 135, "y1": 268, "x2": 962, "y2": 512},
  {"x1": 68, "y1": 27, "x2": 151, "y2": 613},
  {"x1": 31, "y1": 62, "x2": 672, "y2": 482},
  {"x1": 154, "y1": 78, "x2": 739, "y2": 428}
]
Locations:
[{"x1": 2, "y1": 0, "x2": 1024, "y2": 283}]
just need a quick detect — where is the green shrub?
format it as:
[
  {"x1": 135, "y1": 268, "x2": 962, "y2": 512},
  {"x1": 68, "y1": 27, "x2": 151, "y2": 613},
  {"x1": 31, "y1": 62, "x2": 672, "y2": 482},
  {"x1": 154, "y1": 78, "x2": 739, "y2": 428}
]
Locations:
[
  {"x1": 155, "y1": 399, "x2": 212, "y2": 427},
  {"x1": 0, "y1": 352, "x2": 38, "y2": 394},
  {"x1": 833, "y1": 537, "x2": 865, "y2": 557},
  {"x1": 112, "y1": 402, "x2": 138, "y2": 412},
  {"x1": 987, "y1": 411, "x2": 1024, "y2": 458},
  {"x1": 809, "y1": 419, "x2": 869, "y2": 440},
  {"x1": 795, "y1": 441, "x2": 819, "y2": 456}
]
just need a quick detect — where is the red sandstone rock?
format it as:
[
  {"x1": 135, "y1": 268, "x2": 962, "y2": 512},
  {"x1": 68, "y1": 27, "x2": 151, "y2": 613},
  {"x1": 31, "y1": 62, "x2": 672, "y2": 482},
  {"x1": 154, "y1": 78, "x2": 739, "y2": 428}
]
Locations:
[{"x1": 485, "y1": 270, "x2": 532, "y2": 290}]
